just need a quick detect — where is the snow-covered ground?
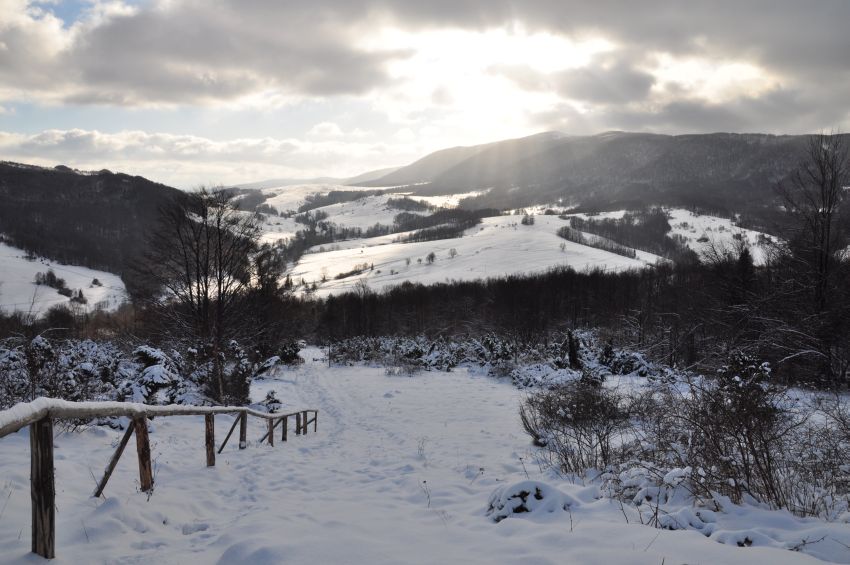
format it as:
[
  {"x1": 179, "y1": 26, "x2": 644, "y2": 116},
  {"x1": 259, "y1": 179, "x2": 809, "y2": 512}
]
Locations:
[
  {"x1": 309, "y1": 193, "x2": 424, "y2": 231},
  {"x1": 291, "y1": 215, "x2": 660, "y2": 296},
  {"x1": 257, "y1": 214, "x2": 301, "y2": 245},
  {"x1": 0, "y1": 348, "x2": 842, "y2": 564},
  {"x1": 260, "y1": 183, "x2": 383, "y2": 214},
  {"x1": 0, "y1": 242, "x2": 126, "y2": 316},
  {"x1": 252, "y1": 188, "x2": 777, "y2": 294},
  {"x1": 408, "y1": 190, "x2": 488, "y2": 208},
  {"x1": 667, "y1": 208, "x2": 774, "y2": 265}
]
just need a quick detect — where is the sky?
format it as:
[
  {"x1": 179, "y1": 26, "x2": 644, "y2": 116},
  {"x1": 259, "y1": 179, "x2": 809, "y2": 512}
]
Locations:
[{"x1": 0, "y1": 0, "x2": 848, "y2": 188}]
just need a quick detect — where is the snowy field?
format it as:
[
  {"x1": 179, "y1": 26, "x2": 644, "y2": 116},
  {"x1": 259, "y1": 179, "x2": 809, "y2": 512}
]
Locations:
[
  {"x1": 290, "y1": 215, "x2": 660, "y2": 296},
  {"x1": 259, "y1": 183, "x2": 371, "y2": 213},
  {"x1": 0, "y1": 242, "x2": 126, "y2": 316},
  {"x1": 667, "y1": 208, "x2": 774, "y2": 265},
  {"x1": 0, "y1": 348, "x2": 843, "y2": 564}
]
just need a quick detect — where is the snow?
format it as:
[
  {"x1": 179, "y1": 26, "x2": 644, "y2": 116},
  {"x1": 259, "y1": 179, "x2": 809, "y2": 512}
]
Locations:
[
  {"x1": 405, "y1": 190, "x2": 488, "y2": 208},
  {"x1": 666, "y1": 208, "x2": 774, "y2": 265},
  {"x1": 0, "y1": 347, "x2": 840, "y2": 563},
  {"x1": 257, "y1": 215, "x2": 301, "y2": 245},
  {"x1": 311, "y1": 193, "x2": 422, "y2": 231},
  {"x1": 260, "y1": 183, "x2": 384, "y2": 214},
  {"x1": 0, "y1": 241, "x2": 126, "y2": 315},
  {"x1": 290, "y1": 214, "x2": 661, "y2": 296}
]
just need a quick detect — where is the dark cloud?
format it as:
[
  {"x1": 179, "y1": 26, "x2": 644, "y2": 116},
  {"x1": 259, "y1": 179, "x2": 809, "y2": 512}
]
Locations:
[
  {"x1": 0, "y1": 0, "x2": 848, "y2": 133},
  {"x1": 531, "y1": 87, "x2": 850, "y2": 135},
  {"x1": 555, "y1": 62, "x2": 655, "y2": 104}
]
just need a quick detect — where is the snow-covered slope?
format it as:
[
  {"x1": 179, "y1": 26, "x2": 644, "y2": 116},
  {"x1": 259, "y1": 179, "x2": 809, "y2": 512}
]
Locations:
[
  {"x1": 253, "y1": 185, "x2": 776, "y2": 295},
  {"x1": 290, "y1": 215, "x2": 660, "y2": 296},
  {"x1": 0, "y1": 242, "x2": 126, "y2": 315},
  {"x1": 667, "y1": 208, "x2": 774, "y2": 265},
  {"x1": 312, "y1": 193, "x2": 423, "y2": 231},
  {"x1": 261, "y1": 183, "x2": 383, "y2": 214},
  {"x1": 0, "y1": 349, "x2": 840, "y2": 563}
]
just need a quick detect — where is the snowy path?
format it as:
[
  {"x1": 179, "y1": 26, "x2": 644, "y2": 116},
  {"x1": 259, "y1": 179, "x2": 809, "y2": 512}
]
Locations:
[{"x1": 0, "y1": 349, "x2": 835, "y2": 563}]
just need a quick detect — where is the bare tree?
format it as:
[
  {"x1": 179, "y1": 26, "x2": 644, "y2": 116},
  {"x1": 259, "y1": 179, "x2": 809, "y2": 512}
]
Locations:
[
  {"x1": 775, "y1": 132, "x2": 850, "y2": 382},
  {"x1": 144, "y1": 187, "x2": 262, "y2": 400},
  {"x1": 778, "y1": 132, "x2": 850, "y2": 310}
]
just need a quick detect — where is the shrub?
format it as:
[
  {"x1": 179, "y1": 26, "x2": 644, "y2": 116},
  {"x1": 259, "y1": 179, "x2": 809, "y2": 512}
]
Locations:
[{"x1": 520, "y1": 376, "x2": 628, "y2": 474}]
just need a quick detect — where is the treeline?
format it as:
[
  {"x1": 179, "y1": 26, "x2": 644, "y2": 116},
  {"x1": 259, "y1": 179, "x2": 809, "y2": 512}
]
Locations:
[
  {"x1": 298, "y1": 189, "x2": 386, "y2": 213},
  {"x1": 556, "y1": 226, "x2": 637, "y2": 259},
  {"x1": 386, "y1": 197, "x2": 433, "y2": 212},
  {"x1": 394, "y1": 208, "x2": 500, "y2": 242},
  {"x1": 567, "y1": 209, "x2": 696, "y2": 261},
  {"x1": 310, "y1": 241, "x2": 850, "y2": 387}
]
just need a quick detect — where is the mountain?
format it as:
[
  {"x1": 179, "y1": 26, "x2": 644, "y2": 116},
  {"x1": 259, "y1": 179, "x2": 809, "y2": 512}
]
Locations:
[
  {"x1": 343, "y1": 166, "x2": 401, "y2": 185},
  {"x1": 235, "y1": 177, "x2": 344, "y2": 190},
  {"x1": 0, "y1": 162, "x2": 185, "y2": 283},
  {"x1": 235, "y1": 166, "x2": 403, "y2": 191},
  {"x1": 352, "y1": 139, "x2": 513, "y2": 187},
  {"x1": 365, "y1": 131, "x2": 825, "y2": 225}
]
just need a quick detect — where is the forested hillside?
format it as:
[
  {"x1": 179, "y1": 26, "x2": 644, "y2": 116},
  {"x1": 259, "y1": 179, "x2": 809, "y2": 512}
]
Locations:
[{"x1": 0, "y1": 162, "x2": 185, "y2": 286}]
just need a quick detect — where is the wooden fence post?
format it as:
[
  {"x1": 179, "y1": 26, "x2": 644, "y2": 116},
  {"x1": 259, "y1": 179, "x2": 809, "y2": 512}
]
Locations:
[
  {"x1": 281, "y1": 416, "x2": 288, "y2": 442},
  {"x1": 30, "y1": 416, "x2": 55, "y2": 559},
  {"x1": 314, "y1": 411, "x2": 318, "y2": 433},
  {"x1": 268, "y1": 419, "x2": 275, "y2": 446},
  {"x1": 302, "y1": 411, "x2": 309, "y2": 435},
  {"x1": 217, "y1": 415, "x2": 240, "y2": 454},
  {"x1": 239, "y1": 412, "x2": 247, "y2": 449},
  {"x1": 205, "y1": 414, "x2": 215, "y2": 467},
  {"x1": 133, "y1": 417, "x2": 153, "y2": 493},
  {"x1": 295, "y1": 412, "x2": 302, "y2": 436},
  {"x1": 93, "y1": 421, "x2": 136, "y2": 498}
]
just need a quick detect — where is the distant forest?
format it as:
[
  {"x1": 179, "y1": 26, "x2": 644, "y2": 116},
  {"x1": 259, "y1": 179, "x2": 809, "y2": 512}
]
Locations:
[{"x1": 0, "y1": 163, "x2": 185, "y2": 291}]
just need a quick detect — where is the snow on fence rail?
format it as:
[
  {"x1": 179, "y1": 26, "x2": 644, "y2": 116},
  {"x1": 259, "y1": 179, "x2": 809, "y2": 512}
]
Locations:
[{"x1": 0, "y1": 397, "x2": 319, "y2": 560}]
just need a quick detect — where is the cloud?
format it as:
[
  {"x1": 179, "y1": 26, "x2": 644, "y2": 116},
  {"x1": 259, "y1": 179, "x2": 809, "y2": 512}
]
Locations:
[
  {"x1": 0, "y1": 128, "x2": 404, "y2": 186},
  {"x1": 308, "y1": 122, "x2": 345, "y2": 138},
  {"x1": 2, "y1": 1, "x2": 848, "y2": 114},
  {"x1": 1, "y1": 0, "x2": 849, "y2": 186},
  {"x1": 555, "y1": 61, "x2": 655, "y2": 104},
  {"x1": 529, "y1": 86, "x2": 850, "y2": 136},
  {"x1": 0, "y1": 0, "x2": 405, "y2": 106},
  {"x1": 493, "y1": 56, "x2": 655, "y2": 104}
]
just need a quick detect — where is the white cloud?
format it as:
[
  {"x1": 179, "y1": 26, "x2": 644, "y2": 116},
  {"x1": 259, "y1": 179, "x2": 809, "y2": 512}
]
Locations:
[
  {"x1": 308, "y1": 122, "x2": 345, "y2": 138},
  {"x1": 0, "y1": 128, "x2": 410, "y2": 186}
]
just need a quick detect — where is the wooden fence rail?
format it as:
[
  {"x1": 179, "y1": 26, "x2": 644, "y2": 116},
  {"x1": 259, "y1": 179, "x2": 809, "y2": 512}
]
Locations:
[{"x1": 0, "y1": 397, "x2": 319, "y2": 560}]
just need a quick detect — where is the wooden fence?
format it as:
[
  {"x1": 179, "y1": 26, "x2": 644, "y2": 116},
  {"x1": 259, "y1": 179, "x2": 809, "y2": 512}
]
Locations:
[{"x1": 0, "y1": 398, "x2": 318, "y2": 560}]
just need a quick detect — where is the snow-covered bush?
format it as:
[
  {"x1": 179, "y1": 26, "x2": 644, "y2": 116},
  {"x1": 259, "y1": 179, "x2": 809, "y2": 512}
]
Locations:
[
  {"x1": 278, "y1": 339, "x2": 303, "y2": 365},
  {"x1": 327, "y1": 331, "x2": 652, "y2": 386},
  {"x1": 0, "y1": 336, "x2": 125, "y2": 409},
  {"x1": 520, "y1": 375, "x2": 629, "y2": 474},
  {"x1": 521, "y1": 350, "x2": 850, "y2": 521},
  {"x1": 486, "y1": 481, "x2": 578, "y2": 523}
]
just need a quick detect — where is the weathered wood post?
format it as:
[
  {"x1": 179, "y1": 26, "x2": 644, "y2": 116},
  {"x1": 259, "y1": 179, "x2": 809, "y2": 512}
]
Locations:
[
  {"x1": 133, "y1": 417, "x2": 153, "y2": 492},
  {"x1": 205, "y1": 414, "x2": 215, "y2": 467},
  {"x1": 217, "y1": 415, "x2": 240, "y2": 454},
  {"x1": 313, "y1": 411, "x2": 318, "y2": 433},
  {"x1": 94, "y1": 421, "x2": 136, "y2": 497},
  {"x1": 281, "y1": 415, "x2": 288, "y2": 442},
  {"x1": 238, "y1": 412, "x2": 247, "y2": 449},
  {"x1": 295, "y1": 412, "x2": 302, "y2": 436},
  {"x1": 30, "y1": 416, "x2": 55, "y2": 559},
  {"x1": 268, "y1": 419, "x2": 275, "y2": 446},
  {"x1": 302, "y1": 411, "x2": 309, "y2": 435}
]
